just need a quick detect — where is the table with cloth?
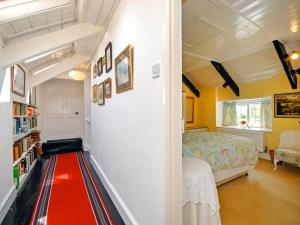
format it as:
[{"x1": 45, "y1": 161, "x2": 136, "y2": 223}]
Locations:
[{"x1": 182, "y1": 157, "x2": 222, "y2": 225}]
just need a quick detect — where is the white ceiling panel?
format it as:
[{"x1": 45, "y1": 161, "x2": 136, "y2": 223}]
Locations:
[
  {"x1": 11, "y1": 18, "x2": 31, "y2": 32},
  {"x1": 46, "y1": 10, "x2": 63, "y2": 24},
  {"x1": 29, "y1": 13, "x2": 48, "y2": 28},
  {"x1": 183, "y1": 0, "x2": 300, "y2": 87}
]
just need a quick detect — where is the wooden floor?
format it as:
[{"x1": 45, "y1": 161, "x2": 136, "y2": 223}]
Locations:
[{"x1": 218, "y1": 159, "x2": 300, "y2": 225}]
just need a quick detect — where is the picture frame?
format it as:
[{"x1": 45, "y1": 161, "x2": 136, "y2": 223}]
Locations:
[
  {"x1": 274, "y1": 92, "x2": 300, "y2": 118},
  {"x1": 92, "y1": 65, "x2": 97, "y2": 79},
  {"x1": 11, "y1": 65, "x2": 26, "y2": 97},
  {"x1": 186, "y1": 96, "x2": 194, "y2": 123},
  {"x1": 105, "y1": 42, "x2": 112, "y2": 73},
  {"x1": 92, "y1": 84, "x2": 98, "y2": 103},
  {"x1": 97, "y1": 57, "x2": 103, "y2": 76},
  {"x1": 98, "y1": 82, "x2": 105, "y2": 105},
  {"x1": 104, "y1": 78, "x2": 112, "y2": 98},
  {"x1": 114, "y1": 45, "x2": 133, "y2": 93},
  {"x1": 29, "y1": 86, "x2": 37, "y2": 106}
]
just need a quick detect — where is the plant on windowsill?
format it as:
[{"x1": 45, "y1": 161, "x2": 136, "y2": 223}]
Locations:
[{"x1": 240, "y1": 120, "x2": 247, "y2": 128}]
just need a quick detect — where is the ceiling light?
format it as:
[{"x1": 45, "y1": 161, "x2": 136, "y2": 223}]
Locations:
[
  {"x1": 33, "y1": 63, "x2": 58, "y2": 75},
  {"x1": 68, "y1": 70, "x2": 86, "y2": 81},
  {"x1": 290, "y1": 51, "x2": 299, "y2": 60}
]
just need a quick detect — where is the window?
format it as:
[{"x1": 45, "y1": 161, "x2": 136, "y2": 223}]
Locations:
[{"x1": 223, "y1": 97, "x2": 272, "y2": 129}]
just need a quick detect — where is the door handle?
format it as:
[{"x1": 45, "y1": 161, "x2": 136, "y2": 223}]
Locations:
[{"x1": 75, "y1": 112, "x2": 79, "y2": 115}]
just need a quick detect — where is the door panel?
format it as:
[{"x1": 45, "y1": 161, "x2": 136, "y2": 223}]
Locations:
[{"x1": 42, "y1": 79, "x2": 84, "y2": 141}]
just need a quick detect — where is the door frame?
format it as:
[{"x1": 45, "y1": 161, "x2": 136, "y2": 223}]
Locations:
[{"x1": 163, "y1": 0, "x2": 182, "y2": 224}]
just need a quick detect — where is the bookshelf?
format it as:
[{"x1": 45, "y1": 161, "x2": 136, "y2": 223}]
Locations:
[{"x1": 12, "y1": 101, "x2": 41, "y2": 191}]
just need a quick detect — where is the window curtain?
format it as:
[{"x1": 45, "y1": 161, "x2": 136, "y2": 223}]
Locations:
[
  {"x1": 223, "y1": 102, "x2": 237, "y2": 126},
  {"x1": 260, "y1": 98, "x2": 272, "y2": 129}
]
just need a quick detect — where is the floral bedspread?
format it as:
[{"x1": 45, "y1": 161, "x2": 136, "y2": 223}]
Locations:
[{"x1": 183, "y1": 131, "x2": 259, "y2": 171}]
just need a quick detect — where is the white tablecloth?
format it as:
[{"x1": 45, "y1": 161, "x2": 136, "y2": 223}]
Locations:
[{"x1": 182, "y1": 157, "x2": 221, "y2": 225}]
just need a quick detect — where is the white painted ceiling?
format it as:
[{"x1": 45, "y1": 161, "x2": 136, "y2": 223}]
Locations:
[
  {"x1": 0, "y1": 0, "x2": 120, "y2": 76},
  {"x1": 183, "y1": 0, "x2": 300, "y2": 88}
]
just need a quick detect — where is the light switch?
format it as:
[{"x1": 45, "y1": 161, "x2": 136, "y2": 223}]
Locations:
[{"x1": 152, "y1": 63, "x2": 160, "y2": 78}]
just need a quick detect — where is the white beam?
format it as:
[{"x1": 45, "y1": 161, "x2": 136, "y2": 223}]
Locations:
[
  {"x1": 0, "y1": 23, "x2": 104, "y2": 67},
  {"x1": 5, "y1": 17, "x2": 76, "y2": 41},
  {"x1": 28, "y1": 54, "x2": 90, "y2": 88}
]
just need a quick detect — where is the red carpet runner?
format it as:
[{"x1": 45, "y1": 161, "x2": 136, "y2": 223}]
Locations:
[{"x1": 30, "y1": 152, "x2": 114, "y2": 225}]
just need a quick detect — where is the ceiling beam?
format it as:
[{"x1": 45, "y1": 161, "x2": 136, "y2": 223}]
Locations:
[
  {"x1": 0, "y1": 23, "x2": 104, "y2": 67},
  {"x1": 28, "y1": 54, "x2": 90, "y2": 88},
  {"x1": 5, "y1": 17, "x2": 76, "y2": 41}
]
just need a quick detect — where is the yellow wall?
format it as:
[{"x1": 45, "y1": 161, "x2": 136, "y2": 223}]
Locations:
[
  {"x1": 217, "y1": 74, "x2": 300, "y2": 150},
  {"x1": 183, "y1": 83, "x2": 216, "y2": 130},
  {"x1": 183, "y1": 83, "x2": 201, "y2": 128}
]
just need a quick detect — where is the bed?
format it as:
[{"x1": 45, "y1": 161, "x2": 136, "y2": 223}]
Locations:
[{"x1": 183, "y1": 130, "x2": 259, "y2": 185}]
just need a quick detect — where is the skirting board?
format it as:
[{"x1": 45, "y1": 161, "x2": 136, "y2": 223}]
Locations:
[
  {"x1": 90, "y1": 155, "x2": 138, "y2": 225},
  {"x1": 83, "y1": 144, "x2": 92, "y2": 152},
  {"x1": 0, "y1": 187, "x2": 16, "y2": 224}
]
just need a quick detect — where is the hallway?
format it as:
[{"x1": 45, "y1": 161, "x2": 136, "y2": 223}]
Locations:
[{"x1": 2, "y1": 152, "x2": 124, "y2": 225}]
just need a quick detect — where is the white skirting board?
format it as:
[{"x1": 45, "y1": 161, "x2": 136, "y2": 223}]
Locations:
[
  {"x1": 90, "y1": 155, "x2": 139, "y2": 225},
  {"x1": 0, "y1": 186, "x2": 16, "y2": 224},
  {"x1": 83, "y1": 144, "x2": 92, "y2": 152}
]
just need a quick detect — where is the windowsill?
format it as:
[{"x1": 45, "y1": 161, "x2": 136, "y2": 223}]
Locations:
[{"x1": 217, "y1": 125, "x2": 273, "y2": 133}]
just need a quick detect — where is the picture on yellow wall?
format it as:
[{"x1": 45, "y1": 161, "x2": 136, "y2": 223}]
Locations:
[
  {"x1": 186, "y1": 96, "x2": 195, "y2": 123},
  {"x1": 274, "y1": 92, "x2": 300, "y2": 118}
]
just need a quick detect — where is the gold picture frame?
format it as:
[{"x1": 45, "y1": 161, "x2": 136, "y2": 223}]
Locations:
[
  {"x1": 92, "y1": 84, "x2": 98, "y2": 103},
  {"x1": 98, "y1": 82, "x2": 105, "y2": 105},
  {"x1": 92, "y1": 64, "x2": 97, "y2": 79},
  {"x1": 104, "y1": 78, "x2": 112, "y2": 98},
  {"x1": 274, "y1": 92, "x2": 300, "y2": 118},
  {"x1": 114, "y1": 45, "x2": 133, "y2": 93}
]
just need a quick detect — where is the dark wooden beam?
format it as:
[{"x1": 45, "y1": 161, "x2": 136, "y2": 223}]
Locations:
[
  {"x1": 182, "y1": 74, "x2": 200, "y2": 97},
  {"x1": 211, "y1": 61, "x2": 240, "y2": 97}
]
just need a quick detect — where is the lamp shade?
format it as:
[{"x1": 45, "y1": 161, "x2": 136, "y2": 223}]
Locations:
[{"x1": 68, "y1": 70, "x2": 86, "y2": 80}]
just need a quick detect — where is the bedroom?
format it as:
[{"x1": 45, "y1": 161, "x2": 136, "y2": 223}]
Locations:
[{"x1": 181, "y1": 0, "x2": 300, "y2": 225}]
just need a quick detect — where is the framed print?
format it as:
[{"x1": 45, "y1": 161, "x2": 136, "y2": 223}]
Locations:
[
  {"x1": 97, "y1": 57, "x2": 103, "y2": 76},
  {"x1": 274, "y1": 92, "x2": 300, "y2": 118},
  {"x1": 92, "y1": 65, "x2": 97, "y2": 79},
  {"x1": 11, "y1": 65, "x2": 26, "y2": 97},
  {"x1": 92, "y1": 84, "x2": 98, "y2": 103},
  {"x1": 98, "y1": 82, "x2": 105, "y2": 105},
  {"x1": 29, "y1": 87, "x2": 37, "y2": 106},
  {"x1": 105, "y1": 42, "x2": 112, "y2": 73},
  {"x1": 104, "y1": 78, "x2": 112, "y2": 98},
  {"x1": 186, "y1": 96, "x2": 194, "y2": 123},
  {"x1": 114, "y1": 45, "x2": 133, "y2": 93}
]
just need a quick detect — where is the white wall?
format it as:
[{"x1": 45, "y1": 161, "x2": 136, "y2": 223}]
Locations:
[
  {"x1": 0, "y1": 67, "x2": 14, "y2": 222},
  {"x1": 90, "y1": 0, "x2": 166, "y2": 224},
  {"x1": 83, "y1": 74, "x2": 91, "y2": 151}
]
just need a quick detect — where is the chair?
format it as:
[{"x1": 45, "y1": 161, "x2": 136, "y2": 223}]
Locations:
[{"x1": 274, "y1": 130, "x2": 300, "y2": 170}]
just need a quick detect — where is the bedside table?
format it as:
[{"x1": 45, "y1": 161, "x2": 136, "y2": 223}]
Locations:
[{"x1": 268, "y1": 150, "x2": 275, "y2": 162}]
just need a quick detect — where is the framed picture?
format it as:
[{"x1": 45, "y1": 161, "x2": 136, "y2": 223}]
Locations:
[
  {"x1": 98, "y1": 82, "x2": 105, "y2": 105},
  {"x1": 97, "y1": 57, "x2": 103, "y2": 76},
  {"x1": 92, "y1": 65, "x2": 97, "y2": 79},
  {"x1": 104, "y1": 78, "x2": 112, "y2": 98},
  {"x1": 92, "y1": 84, "x2": 98, "y2": 103},
  {"x1": 186, "y1": 96, "x2": 194, "y2": 123},
  {"x1": 105, "y1": 42, "x2": 112, "y2": 73},
  {"x1": 274, "y1": 92, "x2": 300, "y2": 118},
  {"x1": 11, "y1": 65, "x2": 26, "y2": 97},
  {"x1": 114, "y1": 45, "x2": 133, "y2": 93},
  {"x1": 29, "y1": 87, "x2": 37, "y2": 106}
]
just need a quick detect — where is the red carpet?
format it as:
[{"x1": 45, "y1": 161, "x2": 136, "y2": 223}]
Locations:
[{"x1": 30, "y1": 152, "x2": 114, "y2": 225}]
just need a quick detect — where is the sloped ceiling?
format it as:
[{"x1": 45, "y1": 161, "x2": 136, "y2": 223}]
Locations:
[
  {"x1": 0, "y1": 0, "x2": 120, "y2": 77},
  {"x1": 183, "y1": 0, "x2": 300, "y2": 88}
]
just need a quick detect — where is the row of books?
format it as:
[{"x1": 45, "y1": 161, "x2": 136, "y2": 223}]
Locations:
[
  {"x1": 13, "y1": 118, "x2": 37, "y2": 135},
  {"x1": 13, "y1": 102, "x2": 39, "y2": 116},
  {"x1": 13, "y1": 147, "x2": 38, "y2": 190},
  {"x1": 13, "y1": 102, "x2": 27, "y2": 116},
  {"x1": 13, "y1": 131, "x2": 40, "y2": 162}
]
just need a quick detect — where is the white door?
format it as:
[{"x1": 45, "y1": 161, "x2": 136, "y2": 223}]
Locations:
[{"x1": 43, "y1": 79, "x2": 84, "y2": 141}]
